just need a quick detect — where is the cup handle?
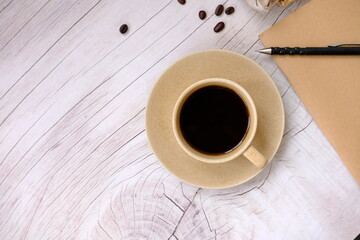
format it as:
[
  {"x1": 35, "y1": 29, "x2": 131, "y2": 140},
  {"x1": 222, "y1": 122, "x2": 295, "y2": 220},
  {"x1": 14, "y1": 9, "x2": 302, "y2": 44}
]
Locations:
[{"x1": 243, "y1": 146, "x2": 267, "y2": 168}]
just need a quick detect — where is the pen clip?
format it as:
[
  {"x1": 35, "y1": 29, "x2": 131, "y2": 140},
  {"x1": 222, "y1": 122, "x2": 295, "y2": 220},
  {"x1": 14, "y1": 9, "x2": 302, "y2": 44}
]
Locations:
[{"x1": 328, "y1": 44, "x2": 360, "y2": 48}]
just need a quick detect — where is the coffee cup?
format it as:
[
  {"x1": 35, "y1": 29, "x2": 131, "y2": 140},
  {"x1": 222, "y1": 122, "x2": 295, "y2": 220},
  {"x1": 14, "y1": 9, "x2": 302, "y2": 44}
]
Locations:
[{"x1": 172, "y1": 78, "x2": 266, "y2": 168}]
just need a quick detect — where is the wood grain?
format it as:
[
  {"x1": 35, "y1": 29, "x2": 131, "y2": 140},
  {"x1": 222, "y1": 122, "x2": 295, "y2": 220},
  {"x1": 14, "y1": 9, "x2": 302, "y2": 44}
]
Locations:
[{"x1": 0, "y1": 0, "x2": 359, "y2": 239}]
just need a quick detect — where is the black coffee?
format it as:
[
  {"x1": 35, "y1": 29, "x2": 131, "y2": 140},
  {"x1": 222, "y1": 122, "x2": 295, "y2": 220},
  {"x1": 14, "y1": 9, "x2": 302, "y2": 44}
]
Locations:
[{"x1": 180, "y1": 86, "x2": 249, "y2": 155}]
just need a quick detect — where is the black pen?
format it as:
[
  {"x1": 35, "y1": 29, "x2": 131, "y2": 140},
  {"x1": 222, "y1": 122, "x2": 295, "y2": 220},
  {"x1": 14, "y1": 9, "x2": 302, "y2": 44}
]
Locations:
[{"x1": 257, "y1": 44, "x2": 360, "y2": 55}]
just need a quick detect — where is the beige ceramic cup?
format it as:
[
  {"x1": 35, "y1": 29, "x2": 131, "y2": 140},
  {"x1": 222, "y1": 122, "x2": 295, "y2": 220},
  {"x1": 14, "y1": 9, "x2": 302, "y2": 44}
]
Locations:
[{"x1": 173, "y1": 78, "x2": 267, "y2": 168}]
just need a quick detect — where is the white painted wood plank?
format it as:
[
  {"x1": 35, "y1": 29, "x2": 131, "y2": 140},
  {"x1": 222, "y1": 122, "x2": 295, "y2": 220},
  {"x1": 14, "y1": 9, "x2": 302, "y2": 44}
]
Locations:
[{"x1": 0, "y1": 0, "x2": 359, "y2": 239}]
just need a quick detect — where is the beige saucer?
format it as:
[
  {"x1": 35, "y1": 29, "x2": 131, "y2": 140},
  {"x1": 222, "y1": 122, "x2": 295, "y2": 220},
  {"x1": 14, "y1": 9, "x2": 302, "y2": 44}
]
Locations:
[{"x1": 146, "y1": 50, "x2": 284, "y2": 189}]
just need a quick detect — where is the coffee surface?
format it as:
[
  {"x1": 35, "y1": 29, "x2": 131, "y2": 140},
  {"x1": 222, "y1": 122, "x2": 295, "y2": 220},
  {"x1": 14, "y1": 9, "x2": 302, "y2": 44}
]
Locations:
[{"x1": 180, "y1": 86, "x2": 249, "y2": 155}]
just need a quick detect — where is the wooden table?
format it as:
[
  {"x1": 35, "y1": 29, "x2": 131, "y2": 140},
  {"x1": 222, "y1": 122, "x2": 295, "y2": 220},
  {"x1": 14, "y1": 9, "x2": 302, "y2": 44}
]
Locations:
[{"x1": 1, "y1": 0, "x2": 359, "y2": 239}]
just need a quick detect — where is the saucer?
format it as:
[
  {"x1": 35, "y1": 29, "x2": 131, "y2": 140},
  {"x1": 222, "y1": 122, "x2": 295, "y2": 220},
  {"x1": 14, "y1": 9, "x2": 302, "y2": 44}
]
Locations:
[{"x1": 146, "y1": 50, "x2": 284, "y2": 189}]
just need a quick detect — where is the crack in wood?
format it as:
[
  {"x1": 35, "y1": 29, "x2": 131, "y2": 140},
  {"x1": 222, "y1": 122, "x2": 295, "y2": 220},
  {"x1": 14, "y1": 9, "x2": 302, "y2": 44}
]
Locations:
[
  {"x1": 156, "y1": 215, "x2": 174, "y2": 227},
  {"x1": 216, "y1": 25, "x2": 236, "y2": 44},
  {"x1": 0, "y1": 0, "x2": 14, "y2": 15},
  {"x1": 286, "y1": 100, "x2": 302, "y2": 118},
  {"x1": 222, "y1": 11, "x2": 257, "y2": 49},
  {"x1": 270, "y1": 66, "x2": 279, "y2": 77},
  {"x1": 202, "y1": 181, "x2": 269, "y2": 204},
  {"x1": 218, "y1": 225, "x2": 235, "y2": 237},
  {"x1": 271, "y1": 3, "x2": 291, "y2": 26},
  {"x1": 199, "y1": 193, "x2": 217, "y2": 240},
  {"x1": 145, "y1": 191, "x2": 161, "y2": 239},
  {"x1": 243, "y1": 38, "x2": 260, "y2": 55},
  {"x1": 98, "y1": 218, "x2": 112, "y2": 240},
  {"x1": 110, "y1": 200, "x2": 123, "y2": 239},
  {"x1": 164, "y1": 193, "x2": 185, "y2": 212},
  {"x1": 295, "y1": 1, "x2": 303, "y2": 11},
  {"x1": 290, "y1": 119, "x2": 313, "y2": 139},
  {"x1": 167, "y1": 188, "x2": 201, "y2": 240},
  {"x1": 283, "y1": 125, "x2": 296, "y2": 138},
  {"x1": 281, "y1": 84, "x2": 291, "y2": 98},
  {"x1": 233, "y1": 164, "x2": 273, "y2": 197},
  {"x1": 180, "y1": 182, "x2": 191, "y2": 202}
]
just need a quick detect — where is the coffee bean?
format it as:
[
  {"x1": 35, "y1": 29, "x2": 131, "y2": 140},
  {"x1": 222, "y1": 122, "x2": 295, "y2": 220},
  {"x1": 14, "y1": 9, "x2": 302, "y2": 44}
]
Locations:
[
  {"x1": 199, "y1": 10, "x2": 206, "y2": 20},
  {"x1": 119, "y1": 24, "x2": 128, "y2": 34},
  {"x1": 215, "y1": 4, "x2": 224, "y2": 16},
  {"x1": 214, "y1": 22, "x2": 225, "y2": 33},
  {"x1": 225, "y1": 6, "x2": 235, "y2": 15},
  {"x1": 178, "y1": 0, "x2": 186, "y2": 5}
]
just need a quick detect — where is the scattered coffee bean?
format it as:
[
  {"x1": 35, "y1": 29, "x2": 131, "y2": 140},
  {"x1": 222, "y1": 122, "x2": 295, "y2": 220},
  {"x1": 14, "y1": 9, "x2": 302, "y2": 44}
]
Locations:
[
  {"x1": 119, "y1": 24, "x2": 128, "y2": 34},
  {"x1": 199, "y1": 10, "x2": 206, "y2": 20},
  {"x1": 214, "y1": 22, "x2": 225, "y2": 32},
  {"x1": 178, "y1": 0, "x2": 186, "y2": 5},
  {"x1": 215, "y1": 4, "x2": 224, "y2": 16},
  {"x1": 225, "y1": 6, "x2": 235, "y2": 15}
]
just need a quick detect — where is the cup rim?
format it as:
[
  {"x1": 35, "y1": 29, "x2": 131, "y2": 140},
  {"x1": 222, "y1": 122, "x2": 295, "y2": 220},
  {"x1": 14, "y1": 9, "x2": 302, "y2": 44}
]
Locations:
[{"x1": 172, "y1": 78, "x2": 258, "y2": 164}]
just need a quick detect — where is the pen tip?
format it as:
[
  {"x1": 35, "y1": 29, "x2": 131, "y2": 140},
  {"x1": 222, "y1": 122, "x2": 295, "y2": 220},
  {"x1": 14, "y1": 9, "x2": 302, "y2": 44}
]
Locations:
[{"x1": 257, "y1": 48, "x2": 272, "y2": 54}]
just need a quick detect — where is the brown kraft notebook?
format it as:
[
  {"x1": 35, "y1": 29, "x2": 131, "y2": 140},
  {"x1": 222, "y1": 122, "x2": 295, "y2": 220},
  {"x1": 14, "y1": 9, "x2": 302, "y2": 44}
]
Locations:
[{"x1": 260, "y1": 0, "x2": 360, "y2": 183}]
